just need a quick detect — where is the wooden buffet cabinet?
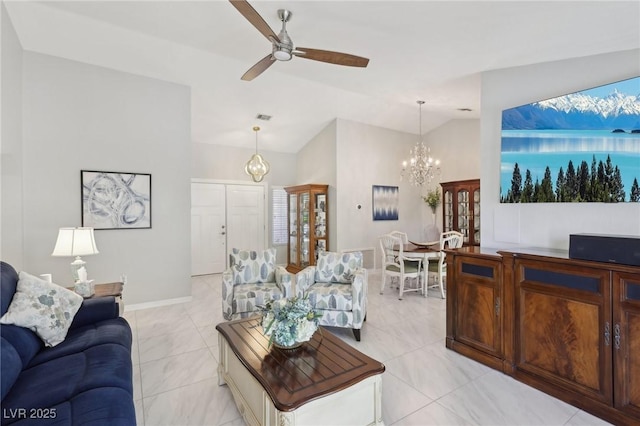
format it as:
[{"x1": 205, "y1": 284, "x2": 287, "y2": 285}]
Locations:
[{"x1": 446, "y1": 246, "x2": 640, "y2": 425}]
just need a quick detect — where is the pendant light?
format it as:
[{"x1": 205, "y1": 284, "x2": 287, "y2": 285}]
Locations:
[
  {"x1": 400, "y1": 100, "x2": 441, "y2": 186},
  {"x1": 245, "y1": 126, "x2": 270, "y2": 182}
]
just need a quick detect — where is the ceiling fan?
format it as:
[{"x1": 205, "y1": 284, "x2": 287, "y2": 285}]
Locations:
[{"x1": 229, "y1": 0, "x2": 370, "y2": 81}]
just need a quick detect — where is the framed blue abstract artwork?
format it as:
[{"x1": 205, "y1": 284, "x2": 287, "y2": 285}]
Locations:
[
  {"x1": 500, "y1": 76, "x2": 640, "y2": 203},
  {"x1": 372, "y1": 185, "x2": 399, "y2": 220},
  {"x1": 81, "y1": 170, "x2": 152, "y2": 229}
]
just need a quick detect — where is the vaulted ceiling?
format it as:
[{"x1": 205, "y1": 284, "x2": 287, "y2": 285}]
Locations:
[{"x1": 5, "y1": 1, "x2": 640, "y2": 152}]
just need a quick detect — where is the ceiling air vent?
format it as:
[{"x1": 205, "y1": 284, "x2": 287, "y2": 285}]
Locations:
[
  {"x1": 457, "y1": 108, "x2": 473, "y2": 112},
  {"x1": 256, "y1": 114, "x2": 272, "y2": 121}
]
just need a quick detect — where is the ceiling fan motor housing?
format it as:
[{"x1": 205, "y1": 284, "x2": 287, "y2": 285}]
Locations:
[{"x1": 273, "y1": 9, "x2": 293, "y2": 61}]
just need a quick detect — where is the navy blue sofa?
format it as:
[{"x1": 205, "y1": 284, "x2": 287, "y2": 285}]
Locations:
[{"x1": 1, "y1": 262, "x2": 136, "y2": 425}]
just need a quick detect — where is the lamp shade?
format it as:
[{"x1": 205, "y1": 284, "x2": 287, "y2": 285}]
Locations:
[{"x1": 51, "y1": 227, "x2": 99, "y2": 257}]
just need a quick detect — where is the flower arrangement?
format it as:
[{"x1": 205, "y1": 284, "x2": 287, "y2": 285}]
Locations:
[
  {"x1": 422, "y1": 188, "x2": 441, "y2": 213},
  {"x1": 260, "y1": 297, "x2": 322, "y2": 348}
]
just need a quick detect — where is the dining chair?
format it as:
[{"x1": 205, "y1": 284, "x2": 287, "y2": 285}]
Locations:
[
  {"x1": 379, "y1": 234, "x2": 423, "y2": 299},
  {"x1": 427, "y1": 231, "x2": 464, "y2": 298},
  {"x1": 389, "y1": 230, "x2": 409, "y2": 244}
]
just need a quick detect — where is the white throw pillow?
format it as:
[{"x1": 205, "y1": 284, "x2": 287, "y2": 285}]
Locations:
[{"x1": 0, "y1": 271, "x2": 83, "y2": 347}]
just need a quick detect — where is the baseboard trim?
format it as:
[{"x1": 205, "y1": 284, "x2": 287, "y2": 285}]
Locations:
[{"x1": 124, "y1": 296, "x2": 193, "y2": 312}]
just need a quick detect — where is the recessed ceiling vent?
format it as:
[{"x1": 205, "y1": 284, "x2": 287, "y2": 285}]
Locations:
[
  {"x1": 256, "y1": 113, "x2": 272, "y2": 121},
  {"x1": 457, "y1": 108, "x2": 473, "y2": 112}
]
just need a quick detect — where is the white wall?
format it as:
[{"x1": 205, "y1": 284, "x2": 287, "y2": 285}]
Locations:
[
  {"x1": 481, "y1": 49, "x2": 640, "y2": 249},
  {"x1": 296, "y1": 120, "x2": 338, "y2": 251},
  {"x1": 192, "y1": 142, "x2": 296, "y2": 186},
  {"x1": 336, "y1": 119, "x2": 423, "y2": 254},
  {"x1": 1, "y1": 3, "x2": 24, "y2": 268},
  {"x1": 20, "y1": 52, "x2": 192, "y2": 305},
  {"x1": 424, "y1": 119, "x2": 481, "y2": 230}
]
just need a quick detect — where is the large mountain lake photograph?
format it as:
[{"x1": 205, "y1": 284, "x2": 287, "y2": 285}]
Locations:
[{"x1": 500, "y1": 76, "x2": 640, "y2": 203}]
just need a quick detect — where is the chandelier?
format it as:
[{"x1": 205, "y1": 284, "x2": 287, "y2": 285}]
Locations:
[
  {"x1": 401, "y1": 100, "x2": 441, "y2": 186},
  {"x1": 245, "y1": 126, "x2": 270, "y2": 182}
]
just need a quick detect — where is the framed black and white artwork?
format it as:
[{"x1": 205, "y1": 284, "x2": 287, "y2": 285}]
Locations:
[{"x1": 81, "y1": 170, "x2": 152, "y2": 229}]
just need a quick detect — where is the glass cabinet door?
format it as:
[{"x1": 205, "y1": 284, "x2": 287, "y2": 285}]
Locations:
[
  {"x1": 444, "y1": 190, "x2": 453, "y2": 232},
  {"x1": 289, "y1": 193, "x2": 297, "y2": 265},
  {"x1": 458, "y1": 189, "x2": 470, "y2": 243},
  {"x1": 300, "y1": 192, "x2": 310, "y2": 267},
  {"x1": 473, "y1": 188, "x2": 481, "y2": 244},
  {"x1": 314, "y1": 194, "x2": 327, "y2": 261}
]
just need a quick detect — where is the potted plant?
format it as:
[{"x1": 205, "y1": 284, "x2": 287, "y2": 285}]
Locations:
[{"x1": 422, "y1": 188, "x2": 441, "y2": 214}]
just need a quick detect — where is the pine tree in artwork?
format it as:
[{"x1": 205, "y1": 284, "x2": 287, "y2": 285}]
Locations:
[
  {"x1": 589, "y1": 155, "x2": 600, "y2": 201},
  {"x1": 539, "y1": 167, "x2": 555, "y2": 202},
  {"x1": 503, "y1": 152, "x2": 634, "y2": 204},
  {"x1": 565, "y1": 160, "x2": 578, "y2": 201},
  {"x1": 631, "y1": 178, "x2": 640, "y2": 202},
  {"x1": 612, "y1": 166, "x2": 626, "y2": 202},
  {"x1": 533, "y1": 179, "x2": 541, "y2": 202},
  {"x1": 597, "y1": 160, "x2": 607, "y2": 202},
  {"x1": 604, "y1": 155, "x2": 615, "y2": 202},
  {"x1": 578, "y1": 160, "x2": 590, "y2": 201},
  {"x1": 510, "y1": 163, "x2": 522, "y2": 203},
  {"x1": 556, "y1": 167, "x2": 567, "y2": 202},
  {"x1": 522, "y1": 170, "x2": 534, "y2": 203}
]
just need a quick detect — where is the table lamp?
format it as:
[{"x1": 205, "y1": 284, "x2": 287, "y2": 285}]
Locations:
[{"x1": 51, "y1": 227, "x2": 99, "y2": 283}]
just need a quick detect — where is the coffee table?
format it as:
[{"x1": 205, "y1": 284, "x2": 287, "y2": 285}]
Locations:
[{"x1": 216, "y1": 317, "x2": 385, "y2": 426}]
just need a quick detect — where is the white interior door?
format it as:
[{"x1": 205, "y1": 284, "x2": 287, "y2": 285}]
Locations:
[
  {"x1": 191, "y1": 182, "x2": 226, "y2": 275},
  {"x1": 226, "y1": 185, "x2": 266, "y2": 253}
]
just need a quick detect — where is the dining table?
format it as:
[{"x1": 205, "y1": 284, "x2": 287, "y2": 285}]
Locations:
[{"x1": 396, "y1": 241, "x2": 443, "y2": 285}]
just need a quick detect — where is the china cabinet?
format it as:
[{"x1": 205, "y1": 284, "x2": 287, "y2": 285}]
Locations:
[
  {"x1": 284, "y1": 184, "x2": 329, "y2": 273},
  {"x1": 440, "y1": 179, "x2": 480, "y2": 246}
]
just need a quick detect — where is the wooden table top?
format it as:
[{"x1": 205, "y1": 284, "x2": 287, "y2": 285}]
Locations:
[
  {"x1": 216, "y1": 317, "x2": 385, "y2": 412},
  {"x1": 396, "y1": 243, "x2": 440, "y2": 253}
]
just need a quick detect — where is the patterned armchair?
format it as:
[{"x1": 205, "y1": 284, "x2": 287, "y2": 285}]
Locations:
[
  {"x1": 222, "y1": 248, "x2": 293, "y2": 321},
  {"x1": 295, "y1": 251, "x2": 368, "y2": 341}
]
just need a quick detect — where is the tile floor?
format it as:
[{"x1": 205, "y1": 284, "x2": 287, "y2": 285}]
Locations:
[{"x1": 124, "y1": 272, "x2": 613, "y2": 426}]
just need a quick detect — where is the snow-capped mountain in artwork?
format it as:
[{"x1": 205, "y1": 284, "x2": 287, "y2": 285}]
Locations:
[{"x1": 502, "y1": 86, "x2": 640, "y2": 131}]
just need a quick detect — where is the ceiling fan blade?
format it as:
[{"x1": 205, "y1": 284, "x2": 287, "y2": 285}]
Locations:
[
  {"x1": 229, "y1": 0, "x2": 280, "y2": 44},
  {"x1": 293, "y1": 48, "x2": 369, "y2": 68},
  {"x1": 241, "y1": 54, "x2": 275, "y2": 81}
]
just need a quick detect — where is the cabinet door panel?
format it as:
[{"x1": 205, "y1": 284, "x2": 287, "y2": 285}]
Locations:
[
  {"x1": 454, "y1": 258, "x2": 501, "y2": 357},
  {"x1": 613, "y1": 273, "x2": 640, "y2": 418},
  {"x1": 515, "y1": 260, "x2": 612, "y2": 404},
  {"x1": 521, "y1": 291, "x2": 600, "y2": 390}
]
